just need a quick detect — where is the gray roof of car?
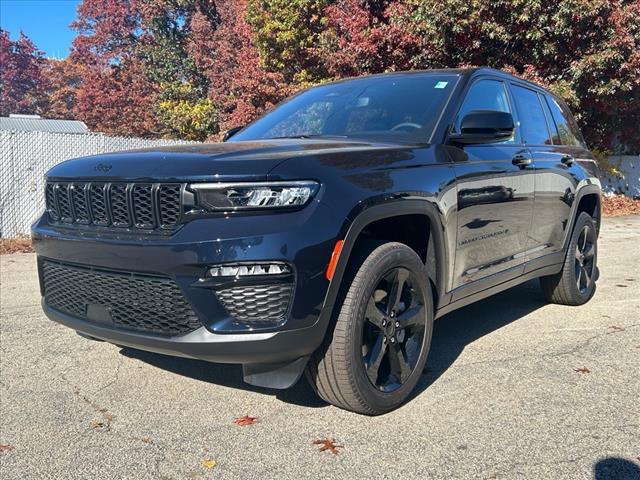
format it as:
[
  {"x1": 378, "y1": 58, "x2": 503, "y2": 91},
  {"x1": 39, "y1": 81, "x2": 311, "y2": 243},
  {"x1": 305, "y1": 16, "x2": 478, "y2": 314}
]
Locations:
[{"x1": 0, "y1": 115, "x2": 89, "y2": 134}]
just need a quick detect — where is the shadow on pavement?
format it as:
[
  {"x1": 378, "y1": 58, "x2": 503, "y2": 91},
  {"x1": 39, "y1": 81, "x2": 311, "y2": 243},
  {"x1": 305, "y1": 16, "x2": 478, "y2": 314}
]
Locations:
[
  {"x1": 593, "y1": 457, "x2": 640, "y2": 480},
  {"x1": 121, "y1": 279, "x2": 547, "y2": 409},
  {"x1": 411, "y1": 279, "x2": 547, "y2": 401},
  {"x1": 119, "y1": 347, "x2": 327, "y2": 408}
]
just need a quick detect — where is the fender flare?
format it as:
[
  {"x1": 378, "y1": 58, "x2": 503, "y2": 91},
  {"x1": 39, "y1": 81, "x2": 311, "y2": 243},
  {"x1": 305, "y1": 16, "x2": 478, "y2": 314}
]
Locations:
[
  {"x1": 563, "y1": 183, "x2": 601, "y2": 252},
  {"x1": 316, "y1": 198, "x2": 451, "y2": 336}
]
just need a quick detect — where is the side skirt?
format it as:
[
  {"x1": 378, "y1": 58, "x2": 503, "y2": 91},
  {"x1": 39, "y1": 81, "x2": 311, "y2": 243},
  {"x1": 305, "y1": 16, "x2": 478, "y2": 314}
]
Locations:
[{"x1": 434, "y1": 263, "x2": 562, "y2": 319}]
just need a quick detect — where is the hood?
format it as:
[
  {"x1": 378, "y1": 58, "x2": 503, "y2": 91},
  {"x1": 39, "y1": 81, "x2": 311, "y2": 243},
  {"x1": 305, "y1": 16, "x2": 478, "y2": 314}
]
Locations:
[{"x1": 45, "y1": 138, "x2": 407, "y2": 182}]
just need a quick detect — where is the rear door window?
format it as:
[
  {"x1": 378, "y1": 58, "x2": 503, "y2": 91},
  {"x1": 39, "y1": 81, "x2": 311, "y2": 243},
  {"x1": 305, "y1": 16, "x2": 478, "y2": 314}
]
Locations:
[
  {"x1": 539, "y1": 93, "x2": 560, "y2": 144},
  {"x1": 511, "y1": 84, "x2": 552, "y2": 145},
  {"x1": 544, "y1": 95, "x2": 584, "y2": 147}
]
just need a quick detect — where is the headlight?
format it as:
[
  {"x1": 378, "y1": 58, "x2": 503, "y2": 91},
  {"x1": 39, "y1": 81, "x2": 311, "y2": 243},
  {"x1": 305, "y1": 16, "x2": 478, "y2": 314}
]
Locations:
[{"x1": 190, "y1": 181, "x2": 319, "y2": 211}]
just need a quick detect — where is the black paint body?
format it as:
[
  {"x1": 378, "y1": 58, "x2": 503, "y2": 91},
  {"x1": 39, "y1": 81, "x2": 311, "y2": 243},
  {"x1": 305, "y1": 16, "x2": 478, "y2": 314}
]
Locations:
[{"x1": 32, "y1": 68, "x2": 601, "y2": 387}]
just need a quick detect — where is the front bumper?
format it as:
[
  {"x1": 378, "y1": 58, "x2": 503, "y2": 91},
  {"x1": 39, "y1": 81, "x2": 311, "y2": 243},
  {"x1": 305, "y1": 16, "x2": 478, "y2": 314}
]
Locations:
[
  {"x1": 32, "y1": 199, "x2": 341, "y2": 366},
  {"x1": 42, "y1": 302, "x2": 324, "y2": 365}
]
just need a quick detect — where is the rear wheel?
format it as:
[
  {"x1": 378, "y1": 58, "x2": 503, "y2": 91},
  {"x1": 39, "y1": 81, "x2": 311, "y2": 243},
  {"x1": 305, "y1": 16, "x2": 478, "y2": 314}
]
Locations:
[
  {"x1": 540, "y1": 211, "x2": 598, "y2": 305},
  {"x1": 306, "y1": 242, "x2": 433, "y2": 415}
]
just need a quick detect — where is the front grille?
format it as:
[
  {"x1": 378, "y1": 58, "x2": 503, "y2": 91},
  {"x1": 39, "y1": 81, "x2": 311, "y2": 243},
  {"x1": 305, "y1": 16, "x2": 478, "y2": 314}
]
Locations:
[
  {"x1": 42, "y1": 260, "x2": 201, "y2": 337},
  {"x1": 216, "y1": 284, "x2": 293, "y2": 324},
  {"x1": 45, "y1": 182, "x2": 184, "y2": 232}
]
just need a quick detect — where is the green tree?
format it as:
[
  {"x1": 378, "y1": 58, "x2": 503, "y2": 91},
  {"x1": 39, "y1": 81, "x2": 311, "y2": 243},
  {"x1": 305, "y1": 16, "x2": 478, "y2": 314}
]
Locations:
[
  {"x1": 246, "y1": 0, "x2": 329, "y2": 85},
  {"x1": 136, "y1": 0, "x2": 218, "y2": 140}
]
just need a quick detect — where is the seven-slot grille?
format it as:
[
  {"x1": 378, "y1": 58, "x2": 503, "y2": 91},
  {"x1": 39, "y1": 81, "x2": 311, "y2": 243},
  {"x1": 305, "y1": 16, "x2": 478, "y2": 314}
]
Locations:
[
  {"x1": 45, "y1": 182, "x2": 183, "y2": 231},
  {"x1": 41, "y1": 260, "x2": 201, "y2": 337}
]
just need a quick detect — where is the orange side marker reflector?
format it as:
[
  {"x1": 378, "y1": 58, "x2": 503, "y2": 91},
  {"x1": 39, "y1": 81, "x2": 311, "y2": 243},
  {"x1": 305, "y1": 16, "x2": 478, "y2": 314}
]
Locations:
[{"x1": 326, "y1": 240, "x2": 344, "y2": 281}]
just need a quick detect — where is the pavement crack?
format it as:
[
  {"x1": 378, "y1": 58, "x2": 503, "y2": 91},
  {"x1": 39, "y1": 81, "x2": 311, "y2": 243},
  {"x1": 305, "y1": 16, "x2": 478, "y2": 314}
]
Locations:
[
  {"x1": 58, "y1": 371, "x2": 116, "y2": 429},
  {"x1": 94, "y1": 355, "x2": 124, "y2": 394},
  {"x1": 455, "y1": 323, "x2": 638, "y2": 370}
]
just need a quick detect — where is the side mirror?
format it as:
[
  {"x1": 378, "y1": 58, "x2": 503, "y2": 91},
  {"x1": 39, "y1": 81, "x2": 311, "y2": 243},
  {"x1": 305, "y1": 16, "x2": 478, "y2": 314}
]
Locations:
[
  {"x1": 222, "y1": 126, "x2": 243, "y2": 142},
  {"x1": 449, "y1": 110, "x2": 514, "y2": 145}
]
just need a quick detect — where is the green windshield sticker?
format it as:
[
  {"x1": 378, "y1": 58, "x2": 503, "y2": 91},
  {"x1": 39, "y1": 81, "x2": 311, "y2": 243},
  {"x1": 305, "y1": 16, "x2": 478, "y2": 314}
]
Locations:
[{"x1": 434, "y1": 81, "x2": 449, "y2": 89}]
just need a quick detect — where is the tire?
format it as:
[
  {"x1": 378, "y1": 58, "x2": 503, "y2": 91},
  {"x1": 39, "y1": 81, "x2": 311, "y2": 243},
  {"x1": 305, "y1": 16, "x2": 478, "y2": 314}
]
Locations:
[
  {"x1": 540, "y1": 211, "x2": 598, "y2": 306},
  {"x1": 306, "y1": 241, "x2": 434, "y2": 415}
]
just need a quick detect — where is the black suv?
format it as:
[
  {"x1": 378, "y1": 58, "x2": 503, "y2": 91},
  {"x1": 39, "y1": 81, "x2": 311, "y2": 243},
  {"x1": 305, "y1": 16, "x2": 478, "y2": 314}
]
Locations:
[{"x1": 33, "y1": 68, "x2": 601, "y2": 415}]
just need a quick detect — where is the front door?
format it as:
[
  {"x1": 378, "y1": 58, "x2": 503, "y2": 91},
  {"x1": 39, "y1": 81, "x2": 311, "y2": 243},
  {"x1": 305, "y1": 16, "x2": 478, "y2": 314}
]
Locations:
[{"x1": 450, "y1": 78, "x2": 535, "y2": 293}]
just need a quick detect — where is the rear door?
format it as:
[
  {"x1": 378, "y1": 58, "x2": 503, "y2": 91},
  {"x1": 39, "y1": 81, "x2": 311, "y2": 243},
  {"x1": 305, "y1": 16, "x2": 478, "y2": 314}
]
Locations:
[
  {"x1": 510, "y1": 84, "x2": 591, "y2": 268},
  {"x1": 450, "y1": 78, "x2": 535, "y2": 294}
]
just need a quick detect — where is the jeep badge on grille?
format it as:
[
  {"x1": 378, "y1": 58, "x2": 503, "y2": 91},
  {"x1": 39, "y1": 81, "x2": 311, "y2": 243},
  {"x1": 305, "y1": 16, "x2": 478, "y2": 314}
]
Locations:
[{"x1": 94, "y1": 163, "x2": 112, "y2": 172}]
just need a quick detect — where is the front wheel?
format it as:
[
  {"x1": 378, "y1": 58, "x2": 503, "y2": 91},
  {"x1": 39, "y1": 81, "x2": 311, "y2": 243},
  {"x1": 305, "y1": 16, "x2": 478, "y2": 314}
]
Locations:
[
  {"x1": 540, "y1": 211, "x2": 598, "y2": 305},
  {"x1": 306, "y1": 242, "x2": 433, "y2": 415}
]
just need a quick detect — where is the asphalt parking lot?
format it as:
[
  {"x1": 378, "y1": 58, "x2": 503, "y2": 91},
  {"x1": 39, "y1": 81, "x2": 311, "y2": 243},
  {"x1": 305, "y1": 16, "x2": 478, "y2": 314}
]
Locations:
[{"x1": 1, "y1": 216, "x2": 639, "y2": 480}]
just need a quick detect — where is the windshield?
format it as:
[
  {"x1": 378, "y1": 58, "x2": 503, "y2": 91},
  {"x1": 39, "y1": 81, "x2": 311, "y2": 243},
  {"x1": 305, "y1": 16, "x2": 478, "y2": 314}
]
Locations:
[{"x1": 230, "y1": 73, "x2": 459, "y2": 143}]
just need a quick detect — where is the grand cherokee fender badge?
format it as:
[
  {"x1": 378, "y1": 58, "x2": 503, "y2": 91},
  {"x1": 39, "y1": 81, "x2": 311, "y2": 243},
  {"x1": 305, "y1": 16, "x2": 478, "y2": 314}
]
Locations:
[{"x1": 94, "y1": 163, "x2": 112, "y2": 173}]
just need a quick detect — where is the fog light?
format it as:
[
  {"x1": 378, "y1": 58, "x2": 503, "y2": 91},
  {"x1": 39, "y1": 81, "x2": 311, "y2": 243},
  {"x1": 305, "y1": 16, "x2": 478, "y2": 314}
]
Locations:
[{"x1": 207, "y1": 263, "x2": 291, "y2": 278}]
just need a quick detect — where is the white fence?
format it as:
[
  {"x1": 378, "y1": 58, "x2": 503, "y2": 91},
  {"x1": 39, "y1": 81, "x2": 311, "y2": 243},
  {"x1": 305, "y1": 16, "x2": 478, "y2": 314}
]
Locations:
[{"x1": 0, "y1": 131, "x2": 197, "y2": 237}]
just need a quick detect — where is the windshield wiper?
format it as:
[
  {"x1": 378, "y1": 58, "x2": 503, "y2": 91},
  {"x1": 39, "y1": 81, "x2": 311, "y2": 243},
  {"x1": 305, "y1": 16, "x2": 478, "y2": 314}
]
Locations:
[{"x1": 268, "y1": 134, "x2": 349, "y2": 140}]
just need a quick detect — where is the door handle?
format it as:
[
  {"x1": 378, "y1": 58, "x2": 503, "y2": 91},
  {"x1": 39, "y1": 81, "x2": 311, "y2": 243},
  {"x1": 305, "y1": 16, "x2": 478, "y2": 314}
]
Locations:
[
  {"x1": 512, "y1": 153, "x2": 532, "y2": 167},
  {"x1": 561, "y1": 154, "x2": 575, "y2": 166}
]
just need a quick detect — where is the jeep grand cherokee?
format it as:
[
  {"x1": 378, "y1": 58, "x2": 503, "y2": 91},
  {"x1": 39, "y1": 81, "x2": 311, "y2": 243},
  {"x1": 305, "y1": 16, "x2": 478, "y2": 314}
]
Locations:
[{"x1": 33, "y1": 68, "x2": 601, "y2": 415}]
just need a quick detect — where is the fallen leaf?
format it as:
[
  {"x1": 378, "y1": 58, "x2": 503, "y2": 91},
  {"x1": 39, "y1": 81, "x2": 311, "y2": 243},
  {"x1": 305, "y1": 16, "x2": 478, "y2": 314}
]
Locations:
[
  {"x1": 602, "y1": 194, "x2": 640, "y2": 217},
  {"x1": 233, "y1": 415, "x2": 257, "y2": 426},
  {"x1": 131, "y1": 436, "x2": 153, "y2": 445},
  {"x1": 574, "y1": 367, "x2": 591, "y2": 374},
  {"x1": 202, "y1": 459, "x2": 217, "y2": 469},
  {"x1": 312, "y1": 438, "x2": 343, "y2": 455},
  {"x1": 607, "y1": 325, "x2": 625, "y2": 333},
  {"x1": 0, "y1": 444, "x2": 15, "y2": 452},
  {"x1": 90, "y1": 419, "x2": 110, "y2": 430}
]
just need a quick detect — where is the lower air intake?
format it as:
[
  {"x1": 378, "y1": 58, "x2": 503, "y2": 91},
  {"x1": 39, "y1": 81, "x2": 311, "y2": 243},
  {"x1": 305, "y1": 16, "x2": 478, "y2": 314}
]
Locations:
[
  {"x1": 215, "y1": 284, "x2": 293, "y2": 324},
  {"x1": 42, "y1": 260, "x2": 201, "y2": 337}
]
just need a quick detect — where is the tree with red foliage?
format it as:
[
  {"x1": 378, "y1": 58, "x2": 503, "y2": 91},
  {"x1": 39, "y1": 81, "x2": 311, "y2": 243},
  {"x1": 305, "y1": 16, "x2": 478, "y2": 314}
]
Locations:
[
  {"x1": 197, "y1": 0, "x2": 291, "y2": 136},
  {"x1": 0, "y1": 29, "x2": 49, "y2": 116},
  {"x1": 75, "y1": 59, "x2": 159, "y2": 136},
  {"x1": 46, "y1": 58, "x2": 83, "y2": 120},
  {"x1": 70, "y1": 0, "x2": 159, "y2": 136},
  {"x1": 322, "y1": 0, "x2": 639, "y2": 153},
  {"x1": 321, "y1": 0, "x2": 420, "y2": 78}
]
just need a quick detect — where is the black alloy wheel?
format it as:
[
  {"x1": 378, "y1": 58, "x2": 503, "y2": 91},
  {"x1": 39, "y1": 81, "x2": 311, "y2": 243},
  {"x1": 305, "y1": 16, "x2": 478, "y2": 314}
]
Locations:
[
  {"x1": 362, "y1": 267, "x2": 426, "y2": 392},
  {"x1": 574, "y1": 224, "x2": 596, "y2": 295}
]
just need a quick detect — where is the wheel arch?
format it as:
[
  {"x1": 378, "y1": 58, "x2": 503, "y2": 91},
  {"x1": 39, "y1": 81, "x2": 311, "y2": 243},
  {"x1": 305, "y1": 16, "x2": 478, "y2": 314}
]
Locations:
[
  {"x1": 564, "y1": 184, "x2": 601, "y2": 252},
  {"x1": 575, "y1": 188, "x2": 601, "y2": 234},
  {"x1": 318, "y1": 198, "x2": 451, "y2": 336}
]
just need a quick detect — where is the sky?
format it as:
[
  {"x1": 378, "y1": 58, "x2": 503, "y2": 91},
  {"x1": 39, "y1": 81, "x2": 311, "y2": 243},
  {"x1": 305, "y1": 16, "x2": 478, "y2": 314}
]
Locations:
[{"x1": 0, "y1": 0, "x2": 80, "y2": 58}]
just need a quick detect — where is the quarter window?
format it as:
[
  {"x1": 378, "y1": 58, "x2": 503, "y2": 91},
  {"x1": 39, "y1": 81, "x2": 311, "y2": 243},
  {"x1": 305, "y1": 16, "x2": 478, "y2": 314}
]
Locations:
[
  {"x1": 544, "y1": 95, "x2": 584, "y2": 147},
  {"x1": 511, "y1": 85, "x2": 552, "y2": 145}
]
